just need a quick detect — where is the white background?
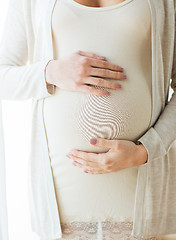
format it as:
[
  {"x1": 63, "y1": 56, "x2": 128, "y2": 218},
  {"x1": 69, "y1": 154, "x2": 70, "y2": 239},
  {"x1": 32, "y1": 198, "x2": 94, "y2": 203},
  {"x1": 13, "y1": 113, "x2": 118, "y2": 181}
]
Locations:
[
  {"x1": 0, "y1": 0, "x2": 175, "y2": 240},
  {"x1": 0, "y1": 0, "x2": 39, "y2": 239}
]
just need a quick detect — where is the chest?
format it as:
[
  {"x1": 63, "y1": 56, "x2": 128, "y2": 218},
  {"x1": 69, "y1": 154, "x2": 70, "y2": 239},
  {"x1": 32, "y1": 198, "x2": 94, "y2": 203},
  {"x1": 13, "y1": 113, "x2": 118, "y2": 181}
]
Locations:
[{"x1": 72, "y1": 0, "x2": 126, "y2": 7}]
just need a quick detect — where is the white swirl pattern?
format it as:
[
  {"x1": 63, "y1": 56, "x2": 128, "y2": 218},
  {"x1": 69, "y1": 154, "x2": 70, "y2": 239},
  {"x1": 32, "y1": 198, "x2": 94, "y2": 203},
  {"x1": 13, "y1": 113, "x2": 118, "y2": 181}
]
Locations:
[{"x1": 75, "y1": 86, "x2": 131, "y2": 142}]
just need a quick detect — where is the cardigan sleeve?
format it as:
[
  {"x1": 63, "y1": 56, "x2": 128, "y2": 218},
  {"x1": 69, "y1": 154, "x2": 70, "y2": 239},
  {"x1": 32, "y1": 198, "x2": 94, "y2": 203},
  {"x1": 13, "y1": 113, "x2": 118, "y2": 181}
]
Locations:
[
  {"x1": 136, "y1": 4, "x2": 176, "y2": 163},
  {"x1": 0, "y1": 0, "x2": 56, "y2": 101}
]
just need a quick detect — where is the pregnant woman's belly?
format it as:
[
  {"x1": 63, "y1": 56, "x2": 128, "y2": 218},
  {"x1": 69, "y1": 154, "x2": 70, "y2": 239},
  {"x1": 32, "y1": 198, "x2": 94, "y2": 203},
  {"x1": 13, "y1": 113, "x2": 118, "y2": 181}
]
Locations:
[
  {"x1": 43, "y1": 71, "x2": 152, "y2": 223},
  {"x1": 43, "y1": 75, "x2": 152, "y2": 153},
  {"x1": 42, "y1": 0, "x2": 152, "y2": 225}
]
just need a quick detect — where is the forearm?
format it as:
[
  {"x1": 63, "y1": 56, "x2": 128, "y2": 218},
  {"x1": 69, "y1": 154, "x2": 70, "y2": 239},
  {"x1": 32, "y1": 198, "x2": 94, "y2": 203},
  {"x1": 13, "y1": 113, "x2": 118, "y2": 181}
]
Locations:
[
  {"x1": 0, "y1": 59, "x2": 55, "y2": 100},
  {"x1": 135, "y1": 143, "x2": 148, "y2": 166},
  {"x1": 136, "y1": 86, "x2": 176, "y2": 163},
  {"x1": 0, "y1": 0, "x2": 56, "y2": 100},
  {"x1": 135, "y1": 5, "x2": 176, "y2": 163}
]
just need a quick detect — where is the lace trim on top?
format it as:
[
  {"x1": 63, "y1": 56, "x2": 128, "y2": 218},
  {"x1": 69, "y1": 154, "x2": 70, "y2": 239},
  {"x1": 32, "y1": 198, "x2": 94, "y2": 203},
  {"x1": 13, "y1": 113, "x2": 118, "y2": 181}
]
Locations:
[{"x1": 58, "y1": 221, "x2": 159, "y2": 240}]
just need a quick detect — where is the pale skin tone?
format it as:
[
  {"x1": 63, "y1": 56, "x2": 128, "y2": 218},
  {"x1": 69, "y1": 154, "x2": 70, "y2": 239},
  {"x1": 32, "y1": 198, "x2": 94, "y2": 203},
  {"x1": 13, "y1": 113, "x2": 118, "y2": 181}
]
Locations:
[{"x1": 45, "y1": 0, "x2": 148, "y2": 177}]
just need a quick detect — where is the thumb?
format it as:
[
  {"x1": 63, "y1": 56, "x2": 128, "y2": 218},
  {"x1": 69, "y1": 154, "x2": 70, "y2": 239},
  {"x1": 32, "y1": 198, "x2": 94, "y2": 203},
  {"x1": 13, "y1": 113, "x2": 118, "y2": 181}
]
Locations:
[
  {"x1": 77, "y1": 50, "x2": 107, "y2": 60},
  {"x1": 90, "y1": 137, "x2": 120, "y2": 149}
]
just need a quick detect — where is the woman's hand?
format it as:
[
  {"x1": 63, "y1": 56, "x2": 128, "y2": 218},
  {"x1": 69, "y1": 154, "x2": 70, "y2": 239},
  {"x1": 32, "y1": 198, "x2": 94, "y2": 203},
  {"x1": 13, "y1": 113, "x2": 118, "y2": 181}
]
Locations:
[
  {"x1": 66, "y1": 138, "x2": 148, "y2": 174},
  {"x1": 45, "y1": 50, "x2": 127, "y2": 96}
]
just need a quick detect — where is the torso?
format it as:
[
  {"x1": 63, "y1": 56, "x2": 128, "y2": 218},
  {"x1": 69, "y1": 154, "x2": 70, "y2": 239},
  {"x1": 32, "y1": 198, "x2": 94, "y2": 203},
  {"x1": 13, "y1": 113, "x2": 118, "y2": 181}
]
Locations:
[{"x1": 43, "y1": 0, "x2": 152, "y2": 233}]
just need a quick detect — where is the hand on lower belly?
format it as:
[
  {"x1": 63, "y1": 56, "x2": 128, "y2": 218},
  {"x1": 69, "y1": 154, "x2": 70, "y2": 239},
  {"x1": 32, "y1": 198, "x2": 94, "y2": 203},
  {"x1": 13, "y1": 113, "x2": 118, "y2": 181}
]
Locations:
[{"x1": 66, "y1": 137, "x2": 148, "y2": 175}]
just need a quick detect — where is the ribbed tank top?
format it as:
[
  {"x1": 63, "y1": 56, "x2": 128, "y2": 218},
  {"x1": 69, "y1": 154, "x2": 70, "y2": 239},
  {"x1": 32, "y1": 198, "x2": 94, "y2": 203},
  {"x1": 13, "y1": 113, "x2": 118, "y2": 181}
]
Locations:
[{"x1": 43, "y1": 0, "x2": 152, "y2": 238}]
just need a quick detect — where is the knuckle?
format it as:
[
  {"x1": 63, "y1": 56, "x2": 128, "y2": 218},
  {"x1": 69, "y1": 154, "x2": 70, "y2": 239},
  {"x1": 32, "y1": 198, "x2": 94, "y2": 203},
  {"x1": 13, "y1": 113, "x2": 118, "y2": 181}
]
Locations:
[
  {"x1": 97, "y1": 78, "x2": 104, "y2": 86},
  {"x1": 101, "y1": 156, "x2": 106, "y2": 165},
  {"x1": 106, "y1": 159, "x2": 111, "y2": 165},
  {"x1": 101, "y1": 60, "x2": 107, "y2": 68},
  {"x1": 99, "y1": 89, "x2": 105, "y2": 96},
  {"x1": 75, "y1": 75, "x2": 82, "y2": 84},
  {"x1": 78, "y1": 65, "x2": 86, "y2": 75},
  {"x1": 80, "y1": 57, "x2": 89, "y2": 65},
  {"x1": 84, "y1": 162, "x2": 89, "y2": 167},
  {"x1": 116, "y1": 71, "x2": 121, "y2": 79},
  {"x1": 102, "y1": 160, "x2": 107, "y2": 166},
  {"x1": 114, "y1": 64, "x2": 120, "y2": 71},
  {"x1": 111, "y1": 82, "x2": 117, "y2": 88},
  {"x1": 115, "y1": 142, "x2": 121, "y2": 149},
  {"x1": 103, "y1": 69, "x2": 108, "y2": 76},
  {"x1": 88, "y1": 86, "x2": 102, "y2": 96},
  {"x1": 76, "y1": 50, "x2": 82, "y2": 55},
  {"x1": 102, "y1": 158, "x2": 110, "y2": 166},
  {"x1": 91, "y1": 53, "x2": 97, "y2": 58},
  {"x1": 87, "y1": 85, "x2": 94, "y2": 93},
  {"x1": 105, "y1": 165, "x2": 112, "y2": 170},
  {"x1": 121, "y1": 72, "x2": 126, "y2": 79},
  {"x1": 94, "y1": 88, "x2": 101, "y2": 96}
]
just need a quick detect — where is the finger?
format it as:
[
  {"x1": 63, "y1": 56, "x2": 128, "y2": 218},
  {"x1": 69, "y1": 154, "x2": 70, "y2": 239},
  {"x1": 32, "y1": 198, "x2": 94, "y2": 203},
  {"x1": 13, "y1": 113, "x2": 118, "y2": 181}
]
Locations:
[
  {"x1": 90, "y1": 137, "x2": 122, "y2": 150},
  {"x1": 71, "y1": 158, "x2": 102, "y2": 172},
  {"x1": 89, "y1": 67, "x2": 127, "y2": 80},
  {"x1": 83, "y1": 165, "x2": 109, "y2": 174},
  {"x1": 78, "y1": 84, "x2": 110, "y2": 96},
  {"x1": 84, "y1": 76, "x2": 121, "y2": 90},
  {"x1": 70, "y1": 153, "x2": 116, "y2": 174},
  {"x1": 88, "y1": 57, "x2": 124, "y2": 72},
  {"x1": 74, "y1": 162, "x2": 104, "y2": 174},
  {"x1": 68, "y1": 149, "x2": 102, "y2": 164},
  {"x1": 70, "y1": 155, "x2": 100, "y2": 168},
  {"x1": 77, "y1": 50, "x2": 107, "y2": 61},
  {"x1": 85, "y1": 169, "x2": 110, "y2": 174}
]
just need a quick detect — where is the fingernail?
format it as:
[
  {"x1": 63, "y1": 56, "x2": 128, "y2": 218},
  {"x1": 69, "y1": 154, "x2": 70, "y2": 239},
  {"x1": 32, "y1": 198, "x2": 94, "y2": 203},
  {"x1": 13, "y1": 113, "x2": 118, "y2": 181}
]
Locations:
[
  {"x1": 84, "y1": 170, "x2": 88, "y2": 173},
  {"x1": 66, "y1": 154, "x2": 71, "y2": 158},
  {"x1": 119, "y1": 67, "x2": 124, "y2": 71},
  {"x1": 103, "y1": 90, "x2": 109, "y2": 95},
  {"x1": 121, "y1": 74, "x2": 127, "y2": 78},
  {"x1": 90, "y1": 138, "x2": 97, "y2": 144},
  {"x1": 121, "y1": 74, "x2": 127, "y2": 79},
  {"x1": 72, "y1": 162, "x2": 77, "y2": 166},
  {"x1": 115, "y1": 83, "x2": 121, "y2": 88}
]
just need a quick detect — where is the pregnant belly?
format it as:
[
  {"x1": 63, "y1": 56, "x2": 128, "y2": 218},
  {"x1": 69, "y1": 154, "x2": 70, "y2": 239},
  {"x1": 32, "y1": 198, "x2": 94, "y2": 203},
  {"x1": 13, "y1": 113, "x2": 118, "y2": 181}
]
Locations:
[
  {"x1": 43, "y1": 81, "x2": 151, "y2": 222},
  {"x1": 43, "y1": 79, "x2": 152, "y2": 155}
]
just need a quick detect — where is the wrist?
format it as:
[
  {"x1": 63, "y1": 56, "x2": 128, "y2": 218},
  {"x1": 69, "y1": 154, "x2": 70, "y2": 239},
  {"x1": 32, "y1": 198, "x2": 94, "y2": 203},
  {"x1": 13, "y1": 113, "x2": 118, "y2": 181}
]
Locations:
[
  {"x1": 136, "y1": 143, "x2": 148, "y2": 166},
  {"x1": 44, "y1": 59, "x2": 56, "y2": 86}
]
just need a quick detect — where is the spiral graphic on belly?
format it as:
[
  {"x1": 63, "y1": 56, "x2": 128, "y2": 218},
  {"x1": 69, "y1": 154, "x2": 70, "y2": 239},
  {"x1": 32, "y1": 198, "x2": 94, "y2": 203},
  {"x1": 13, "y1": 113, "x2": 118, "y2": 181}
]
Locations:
[{"x1": 75, "y1": 89, "x2": 131, "y2": 142}]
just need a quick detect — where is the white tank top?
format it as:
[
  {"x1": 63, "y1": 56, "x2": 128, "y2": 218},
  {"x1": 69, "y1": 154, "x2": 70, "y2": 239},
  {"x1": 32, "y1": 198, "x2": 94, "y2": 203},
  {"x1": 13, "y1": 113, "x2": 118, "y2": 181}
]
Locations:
[{"x1": 43, "y1": 0, "x2": 152, "y2": 238}]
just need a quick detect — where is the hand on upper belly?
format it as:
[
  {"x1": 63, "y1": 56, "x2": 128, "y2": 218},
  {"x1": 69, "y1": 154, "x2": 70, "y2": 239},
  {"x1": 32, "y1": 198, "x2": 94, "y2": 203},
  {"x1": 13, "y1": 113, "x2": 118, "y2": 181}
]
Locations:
[{"x1": 66, "y1": 137, "x2": 148, "y2": 175}]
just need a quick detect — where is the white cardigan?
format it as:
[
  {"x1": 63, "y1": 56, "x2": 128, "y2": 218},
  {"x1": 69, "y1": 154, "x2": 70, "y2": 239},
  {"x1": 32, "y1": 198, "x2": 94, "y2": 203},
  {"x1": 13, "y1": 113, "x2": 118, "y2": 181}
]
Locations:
[{"x1": 0, "y1": 0, "x2": 176, "y2": 239}]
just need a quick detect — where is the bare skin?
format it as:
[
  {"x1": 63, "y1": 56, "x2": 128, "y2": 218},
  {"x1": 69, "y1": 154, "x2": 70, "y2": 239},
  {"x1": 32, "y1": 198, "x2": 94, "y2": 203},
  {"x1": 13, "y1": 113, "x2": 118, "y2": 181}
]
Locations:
[
  {"x1": 45, "y1": 50, "x2": 126, "y2": 96},
  {"x1": 73, "y1": 0, "x2": 126, "y2": 8}
]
